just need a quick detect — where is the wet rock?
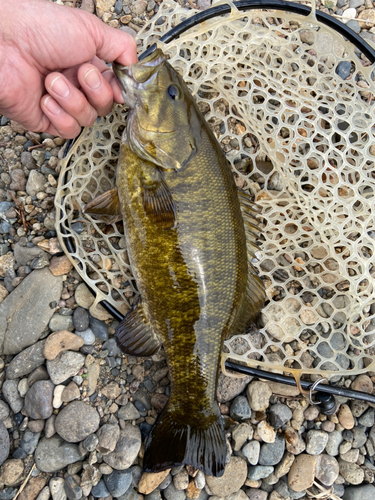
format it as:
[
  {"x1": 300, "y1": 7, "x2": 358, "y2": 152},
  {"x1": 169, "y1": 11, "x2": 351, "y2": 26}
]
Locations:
[
  {"x1": 242, "y1": 440, "x2": 260, "y2": 465},
  {"x1": 217, "y1": 373, "x2": 252, "y2": 403},
  {"x1": 230, "y1": 396, "x2": 251, "y2": 421},
  {"x1": 269, "y1": 404, "x2": 292, "y2": 427},
  {"x1": 55, "y1": 401, "x2": 100, "y2": 443},
  {"x1": 103, "y1": 424, "x2": 141, "y2": 470},
  {"x1": 104, "y1": 469, "x2": 132, "y2": 497},
  {"x1": 3, "y1": 380, "x2": 23, "y2": 413},
  {"x1": 0, "y1": 268, "x2": 62, "y2": 355},
  {"x1": 24, "y1": 380, "x2": 54, "y2": 420},
  {"x1": 43, "y1": 331, "x2": 84, "y2": 360},
  {"x1": 206, "y1": 456, "x2": 247, "y2": 496},
  {"x1": 288, "y1": 454, "x2": 316, "y2": 492},
  {"x1": 35, "y1": 436, "x2": 85, "y2": 473},
  {"x1": 47, "y1": 351, "x2": 85, "y2": 384},
  {"x1": 247, "y1": 381, "x2": 272, "y2": 411},
  {"x1": 0, "y1": 421, "x2": 10, "y2": 466},
  {"x1": 305, "y1": 430, "x2": 328, "y2": 455},
  {"x1": 0, "y1": 459, "x2": 24, "y2": 486},
  {"x1": 6, "y1": 340, "x2": 46, "y2": 379},
  {"x1": 138, "y1": 470, "x2": 171, "y2": 494},
  {"x1": 259, "y1": 435, "x2": 285, "y2": 465},
  {"x1": 96, "y1": 423, "x2": 120, "y2": 455}
]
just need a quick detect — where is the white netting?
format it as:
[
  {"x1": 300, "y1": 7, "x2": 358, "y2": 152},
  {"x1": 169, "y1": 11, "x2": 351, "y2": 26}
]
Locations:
[{"x1": 55, "y1": 0, "x2": 375, "y2": 378}]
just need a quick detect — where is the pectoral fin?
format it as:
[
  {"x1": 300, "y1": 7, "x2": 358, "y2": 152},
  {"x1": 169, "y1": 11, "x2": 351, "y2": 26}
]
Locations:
[
  {"x1": 83, "y1": 188, "x2": 121, "y2": 223},
  {"x1": 141, "y1": 175, "x2": 176, "y2": 228},
  {"x1": 115, "y1": 301, "x2": 161, "y2": 357}
]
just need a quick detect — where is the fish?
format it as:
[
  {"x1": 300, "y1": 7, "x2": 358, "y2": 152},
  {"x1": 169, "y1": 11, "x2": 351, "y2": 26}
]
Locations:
[{"x1": 83, "y1": 48, "x2": 265, "y2": 477}]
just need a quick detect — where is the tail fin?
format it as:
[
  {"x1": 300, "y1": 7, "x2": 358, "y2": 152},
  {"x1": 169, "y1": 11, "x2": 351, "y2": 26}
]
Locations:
[{"x1": 143, "y1": 403, "x2": 226, "y2": 477}]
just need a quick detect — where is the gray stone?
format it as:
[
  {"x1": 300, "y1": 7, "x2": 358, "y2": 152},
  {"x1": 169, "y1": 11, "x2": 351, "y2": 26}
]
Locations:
[
  {"x1": 35, "y1": 436, "x2": 85, "y2": 473},
  {"x1": 339, "y1": 459, "x2": 364, "y2": 485},
  {"x1": 349, "y1": 0, "x2": 364, "y2": 7},
  {"x1": 49, "y1": 477, "x2": 66, "y2": 500},
  {"x1": 217, "y1": 373, "x2": 252, "y2": 403},
  {"x1": 145, "y1": 491, "x2": 162, "y2": 500},
  {"x1": 26, "y1": 170, "x2": 46, "y2": 196},
  {"x1": 358, "y1": 407, "x2": 375, "y2": 427},
  {"x1": 2, "y1": 380, "x2": 23, "y2": 413},
  {"x1": 163, "y1": 482, "x2": 186, "y2": 500},
  {"x1": 9, "y1": 169, "x2": 26, "y2": 192},
  {"x1": 247, "y1": 381, "x2": 272, "y2": 411},
  {"x1": 28, "y1": 366, "x2": 49, "y2": 387},
  {"x1": 13, "y1": 243, "x2": 47, "y2": 267},
  {"x1": 118, "y1": 402, "x2": 141, "y2": 421},
  {"x1": 232, "y1": 423, "x2": 253, "y2": 451},
  {"x1": 246, "y1": 489, "x2": 268, "y2": 500},
  {"x1": 0, "y1": 268, "x2": 62, "y2": 354},
  {"x1": 343, "y1": 484, "x2": 375, "y2": 500},
  {"x1": 21, "y1": 151, "x2": 37, "y2": 169},
  {"x1": 6, "y1": 340, "x2": 46, "y2": 379},
  {"x1": 325, "y1": 430, "x2": 343, "y2": 456},
  {"x1": 230, "y1": 396, "x2": 251, "y2": 421},
  {"x1": 306, "y1": 430, "x2": 329, "y2": 455},
  {"x1": 72, "y1": 307, "x2": 89, "y2": 332},
  {"x1": 47, "y1": 351, "x2": 85, "y2": 385},
  {"x1": 247, "y1": 465, "x2": 274, "y2": 480},
  {"x1": 89, "y1": 316, "x2": 108, "y2": 341},
  {"x1": 75, "y1": 327, "x2": 95, "y2": 346},
  {"x1": 102, "y1": 338, "x2": 120, "y2": 357},
  {"x1": 269, "y1": 404, "x2": 292, "y2": 427},
  {"x1": 259, "y1": 435, "x2": 285, "y2": 465},
  {"x1": 49, "y1": 313, "x2": 73, "y2": 332},
  {"x1": 336, "y1": 61, "x2": 352, "y2": 80},
  {"x1": 351, "y1": 427, "x2": 366, "y2": 448},
  {"x1": 315, "y1": 454, "x2": 339, "y2": 486},
  {"x1": 0, "y1": 401, "x2": 10, "y2": 421},
  {"x1": 0, "y1": 420, "x2": 10, "y2": 466},
  {"x1": 91, "y1": 479, "x2": 110, "y2": 498},
  {"x1": 205, "y1": 456, "x2": 247, "y2": 496},
  {"x1": 104, "y1": 469, "x2": 132, "y2": 497},
  {"x1": 242, "y1": 440, "x2": 260, "y2": 465},
  {"x1": 55, "y1": 401, "x2": 100, "y2": 443},
  {"x1": 24, "y1": 380, "x2": 54, "y2": 420},
  {"x1": 96, "y1": 423, "x2": 120, "y2": 454},
  {"x1": 103, "y1": 424, "x2": 142, "y2": 470},
  {"x1": 64, "y1": 476, "x2": 82, "y2": 500},
  {"x1": 346, "y1": 19, "x2": 361, "y2": 33},
  {"x1": 20, "y1": 430, "x2": 40, "y2": 455}
]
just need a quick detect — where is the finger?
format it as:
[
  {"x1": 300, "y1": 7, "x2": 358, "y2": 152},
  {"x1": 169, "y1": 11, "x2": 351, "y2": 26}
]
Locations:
[
  {"x1": 41, "y1": 95, "x2": 82, "y2": 139},
  {"x1": 77, "y1": 63, "x2": 114, "y2": 117},
  {"x1": 45, "y1": 72, "x2": 98, "y2": 127},
  {"x1": 89, "y1": 56, "x2": 124, "y2": 103}
]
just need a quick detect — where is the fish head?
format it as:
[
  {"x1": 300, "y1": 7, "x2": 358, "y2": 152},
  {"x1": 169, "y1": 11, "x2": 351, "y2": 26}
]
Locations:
[{"x1": 113, "y1": 48, "x2": 201, "y2": 171}]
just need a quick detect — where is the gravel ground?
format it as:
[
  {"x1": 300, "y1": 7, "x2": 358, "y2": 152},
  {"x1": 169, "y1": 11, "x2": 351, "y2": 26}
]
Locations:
[{"x1": 1, "y1": 0, "x2": 375, "y2": 499}]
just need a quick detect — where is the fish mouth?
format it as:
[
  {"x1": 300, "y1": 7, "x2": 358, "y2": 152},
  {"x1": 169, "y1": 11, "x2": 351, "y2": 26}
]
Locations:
[{"x1": 113, "y1": 48, "x2": 165, "y2": 104}]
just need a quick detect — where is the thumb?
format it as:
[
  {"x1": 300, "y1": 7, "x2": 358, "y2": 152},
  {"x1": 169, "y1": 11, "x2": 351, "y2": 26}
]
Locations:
[{"x1": 86, "y1": 14, "x2": 138, "y2": 66}]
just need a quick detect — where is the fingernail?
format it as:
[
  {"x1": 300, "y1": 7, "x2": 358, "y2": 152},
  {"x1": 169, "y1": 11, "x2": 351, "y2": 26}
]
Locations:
[
  {"x1": 50, "y1": 76, "x2": 70, "y2": 98},
  {"x1": 44, "y1": 96, "x2": 62, "y2": 116},
  {"x1": 84, "y1": 69, "x2": 101, "y2": 90}
]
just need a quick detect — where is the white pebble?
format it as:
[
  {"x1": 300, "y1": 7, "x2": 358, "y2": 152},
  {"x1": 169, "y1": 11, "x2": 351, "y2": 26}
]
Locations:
[
  {"x1": 342, "y1": 8, "x2": 356, "y2": 21},
  {"x1": 53, "y1": 385, "x2": 65, "y2": 409},
  {"x1": 18, "y1": 378, "x2": 29, "y2": 398}
]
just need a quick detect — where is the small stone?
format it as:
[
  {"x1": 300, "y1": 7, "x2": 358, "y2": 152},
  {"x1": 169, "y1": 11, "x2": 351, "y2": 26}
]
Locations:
[
  {"x1": 104, "y1": 469, "x2": 132, "y2": 497},
  {"x1": 52, "y1": 385, "x2": 65, "y2": 409},
  {"x1": 28, "y1": 420, "x2": 44, "y2": 433},
  {"x1": 242, "y1": 440, "x2": 260, "y2": 465},
  {"x1": 80, "y1": 0, "x2": 95, "y2": 12},
  {"x1": 73, "y1": 307, "x2": 89, "y2": 332},
  {"x1": 49, "y1": 256, "x2": 73, "y2": 276},
  {"x1": 358, "y1": 8, "x2": 375, "y2": 28},
  {"x1": 269, "y1": 404, "x2": 292, "y2": 427},
  {"x1": 248, "y1": 465, "x2": 274, "y2": 481},
  {"x1": 96, "y1": 423, "x2": 120, "y2": 454},
  {"x1": 35, "y1": 436, "x2": 85, "y2": 473},
  {"x1": 101, "y1": 382, "x2": 121, "y2": 400},
  {"x1": 274, "y1": 452, "x2": 295, "y2": 479},
  {"x1": 26, "y1": 171, "x2": 46, "y2": 196},
  {"x1": 174, "y1": 470, "x2": 189, "y2": 490},
  {"x1": 118, "y1": 402, "x2": 141, "y2": 421},
  {"x1": 75, "y1": 327, "x2": 95, "y2": 346},
  {"x1": 103, "y1": 424, "x2": 142, "y2": 470},
  {"x1": 306, "y1": 430, "x2": 328, "y2": 455},
  {"x1": 0, "y1": 459, "x2": 23, "y2": 486},
  {"x1": 44, "y1": 415, "x2": 56, "y2": 439},
  {"x1": 321, "y1": 420, "x2": 335, "y2": 432},
  {"x1": 232, "y1": 423, "x2": 253, "y2": 451},
  {"x1": 49, "y1": 477, "x2": 66, "y2": 500},
  {"x1": 35, "y1": 486, "x2": 50, "y2": 500},
  {"x1": 0, "y1": 253, "x2": 15, "y2": 278},
  {"x1": 47, "y1": 351, "x2": 85, "y2": 384},
  {"x1": 6, "y1": 340, "x2": 46, "y2": 379},
  {"x1": 138, "y1": 470, "x2": 171, "y2": 495},
  {"x1": 338, "y1": 459, "x2": 364, "y2": 485},
  {"x1": 341, "y1": 448, "x2": 359, "y2": 463},
  {"x1": 285, "y1": 428, "x2": 306, "y2": 455},
  {"x1": 303, "y1": 405, "x2": 320, "y2": 421},
  {"x1": 82, "y1": 433, "x2": 99, "y2": 452},
  {"x1": 259, "y1": 435, "x2": 285, "y2": 466},
  {"x1": 325, "y1": 430, "x2": 343, "y2": 456},
  {"x1": 338, "y1": 404, "x2": 355, "y2": 429},
  {"x1": 336, "y1": 61, "x2": 352, "y2": 80},
  {"x1": 247, "y1": 381, "x2": 272, "y2": 411},
  {"x1": 89, "y1": 316, "x2": 108, "y2": 341},
  {"x1": 85, "y1": 355, "x2": 100, "y2": 397},
  {"x1": 217, "y1": 373, "x2": 252, "y2": 403},
  {"x1": 64, "y1": 476, "x2": 82, "y2": 500},
  {"x1": 342, "y1": 484, "x2": 375, "y2": 500},
  {"x1": 257, "y1": 421, "x2": 276, "y2": 443},
  {"x1": 358, "y1": 407, "x2": 375, "y2": 427},
  {"x1": 288, "y1": 454, "x2": 316, "y2": 492},
  {"x1": 43, "y1": 330, "x2": 85, "y2": 361},
  {"x1": 315, "y1": 454, "x2": 339, "y2": 486},
  {"x1": 299, "y1": 29, "x2": 315, "y2": 45},
  {"x1": 9, "y1": 169, "x2": 26, "y2": 192},
  {"x1": 75, "y1": 283, "x2": 95, "y2": 309},
  {"x1": 246, "y1": 490, "x2": 268, "y2": 500},
  {"x1": 3, "y1": 380, "x2": 23, "y2": 413},
  {"x1": 19, "y1": 429, "x2": 40, "y2": 455},
  {"x1": 164, "y1": 482, "x2": 185, "y2": 500},
  {"x1": 0, "y1": 401, "x2": 10, "y2": 421},
  {"x1": 55, "y1": 401, "x2": 100, "y2": 442},
  {"x1": 194, "y1": 470, "x2": 205, "y2": 489},
  {"x1": 230, "y1": 396, "x2": 251, "y2": 421},
  {"x1": 205, "y1": 456, "x2": 247, "y2": 496},
  {"x1": 17, "y1": 476, "x2": 46, "y2": 500},
  {"x1": 351, "y1": 375, "x2": 373, "y2": 394},
  {"x1": 18, "y1": 378, "x2": 29, "y2": 397},
  {"x1": 49, "y1": 314, "x2": 73, "y2": 333},
  {"x1": 351, "y1": 427, "x2": 366, "y2": 448},
  {"x1": 91, "y1": 479, "x2": 110, "y2": 498},
  {"x1": 61, "y1": 382, "x2": 80, "y2": 403}
]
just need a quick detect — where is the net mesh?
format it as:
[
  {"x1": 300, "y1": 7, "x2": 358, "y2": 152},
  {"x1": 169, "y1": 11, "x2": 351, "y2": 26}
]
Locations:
[{"x1": 55, "y1": 0, "x2": 375, "y2": 378}]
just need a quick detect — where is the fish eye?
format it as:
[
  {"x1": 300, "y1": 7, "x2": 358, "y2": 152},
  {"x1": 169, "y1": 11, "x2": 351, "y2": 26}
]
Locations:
[{"x1": 167, "y1": 85, "x2": 180, "y2": 100}]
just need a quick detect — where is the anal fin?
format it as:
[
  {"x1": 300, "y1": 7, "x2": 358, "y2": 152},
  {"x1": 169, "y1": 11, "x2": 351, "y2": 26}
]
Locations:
[
  {"x1": 115, "y1": 301, "x2": 161, "y2": 357},
  {"x1": 83, "y1": 188, "x2": 121, "y2": 223}
]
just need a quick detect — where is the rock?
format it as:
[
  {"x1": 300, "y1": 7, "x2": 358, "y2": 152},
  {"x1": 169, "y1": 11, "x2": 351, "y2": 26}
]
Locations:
[
  {"x1": 60, "y1": 382, "x2": 79, "y2": 403},
  {"x1": 91, "y1": 479, "x2": 110, "y2": 498},
  {"x1": 246, "y1": 490, "x2": 268, "y2": 500},
  {"x1": 47, "y1": 351, "x2": 85, "y2": 384},
  {"x1": 17, "y1": 476, "x2": 46, "y2": 500},
  {"x1": 163, "y1": 482, "x2": 185, "y2": 500},
  {"x1": 81, "y1": 0, "x2": 95, "y2": 12},
  {"x1": 89, "y1": 316, "x2": 108, "y2": 341},
  {"x1": 216, "y1": 373, "x2": 252, "y2": 403},
  {"x1": 229, "y1": 396, "x2": 251, "y2": 421},
  {"x1": 284, "y1": 428, "x2": 306, "y2": 455},
  {"x1": 50, "y1": 477, "x2": 66, "y2": 500},
  {"x1": 343, "y1": 484, "x2": 375, "y2": 500},
  {"x1": 358, "y1": 407, "x2": 375, "y2": 427},
  {"x1": 43, "y1": 331, "x2": 84, "y2": 360},
  {"x1": 64, "y1": 476, "x2": 82, "y2": 499},
  {"x1": 44, "y1": 415, "x2": 56, "y2": 439},
  {"x1": 24, "y1": 380, "x2": 54, "y2": 419},
  {"x1": 259, "y1": 435, "x2": 285, "y2": 465},
  {"x1": 0, "y1": 421, "x2": 10, "y2": 467},
  {"x1": 103, "y1": 424, "x2": 142, "y2": 470},
  {"x1": 138, "y1": 470, "x2": 171, "y2": 494},
  {"x1": 104, "y1": 469, "x2": 132, "y2": 497},
  {"x1": 26, "y1": 170, "x2": 46, "y2": 196},
  {"x1": 82, "y1": 433, "x2": 99, "y2": 452},
  {"x1": 19, "y1": 429, "x2": 40, "y2": 455},
  {"x1": 55, "y1": 401, "x2": 100, "y2": 442},
  {"x1": 35, "y1": 435, "x2": 85, "y2": 473},
  {"x1": 35, "y1": 486, "x2": 50, "y2": 500},
  {"x1": 338, "y1": 404, "x2": 355, "y2": 429},
  {"x1": 288, "y1": 454, "x2": 316, "y2": 492},
  {"x1": 18, "y1": 378, "x2": 29, "y2": 398},
  {"x1": 269, "y1": 404, "x2": 292, "y2": 427},
  {"x1": 242, "y1": 440, "x2": 260, "y2": 465},
  {"x1": 232, "y1": 423, "x2": 253, "y2": 451},
  {"x1": 13, "y1": 243, "x2": 46, "y2": 267},
  {"x1": 53, "y1": 385, "x2": 65, "y2": 409},
  {"x1": 303, "y1": 405, "x2": 320, "y2": 421},
  {"x1": 206, "y1": 456, "x2": 247, "y2": 496},
  {"x1": 80, "y1": 464, "x2": 102, "y2": 496},
  {"x1": 28, "y1": 366, "x2": 49, "y2": 387},
  {"x1": 49, "y1": 314, "x2": 73, "y2": 332},
  {"x1": 118, "y1": 402, "x2": 141, "y2": 421},
  {"x1": 336, "y1": 60, "x2": 352, "y2": 80},
  {"x1": 101, "y1": 382, "x2": 121, "y2": 400},
  {"x1": 174, "y1": 470, "x2": 189, "y2": 490},
  {"x1": 314, "y1": 454, "x2": 339, "y2": 486},
  {"x1": 351, "y1": 426, "x2": 366, "y2": 448},
  {"x1": 96, "y1": 423, "x2": 120, "y2": 454},
  {"x1": 358, "y1": 8, "x2": 375, "y2": 28},
  {"x1": 75, "y1": 283, "x2": 95, "y2": 309},
  {"x1": 6, "y1": 340, "x2": 46, "y2": 379},
  {"x1": 2, "y1": 380, "x2": 23, "y2": 413},
  {"x1": 0, "y1": 285, "x2": 8, "y2": 304},
  {"x1": 305, "y1": 430, "x2": 328, "y2": 455},
  {"x1": 247, "y1": 381, "x2": 272, "y2": 411},
  {"x1": 257, "y1": 421, "x2": 276, "y2": 443},
  {"x1": 28, "y1": 420, "x2": 44, "y2": 433},
  {"x1": 274, "y1": 452, "x2": 295, "y2": 479},
  {"x1": 0, "y1": 268, "x2": 62, "y2": 354},
  {"x1": 0, "y1": 253, "x2": 15, "y2": 278},
  {"x1": 338, "y1": 459, "x2": 364, "y2": 485},
  {"x1": 75, "y1": 327, "x2": 95, "y2": 345},
  {"x1": 0, "y1": 459, "x2": 24, "y2": 486},
  {"x1": 102, "y1": 338, "x2": 120, "y2": 357},
  {"x1": 49, "y1": 256, "x2": 73, "y2": 276},
  {"x1": 85, "y1": 354, "x2": 100, "y2": 397},
  {"x1": 0, "y1": 401, "x2": 10, "y2": 421},
  {"x1": 247, "y1": 465, "x2": 274, "y2": 480},
  {"x1": 72, "y1": 307, "x2": 89, "y2": 332},
  {"x1": 325, "y1": 430, "x2": 343, "y2": 456},
  {"x1": 9, "y1": 169, "x2": 26, "y2": 191}
]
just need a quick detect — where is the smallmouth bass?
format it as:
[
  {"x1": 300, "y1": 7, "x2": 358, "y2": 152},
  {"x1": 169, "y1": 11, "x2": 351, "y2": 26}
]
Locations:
[{"x1": 83, "y1": 49, "x2": 265, "y2": 477}]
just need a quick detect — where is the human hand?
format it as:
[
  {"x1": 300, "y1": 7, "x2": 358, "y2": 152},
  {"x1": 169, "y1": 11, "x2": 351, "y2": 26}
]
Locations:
[{"x1": 0, "y1": 0, "x2": 137, "y2": 138}]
